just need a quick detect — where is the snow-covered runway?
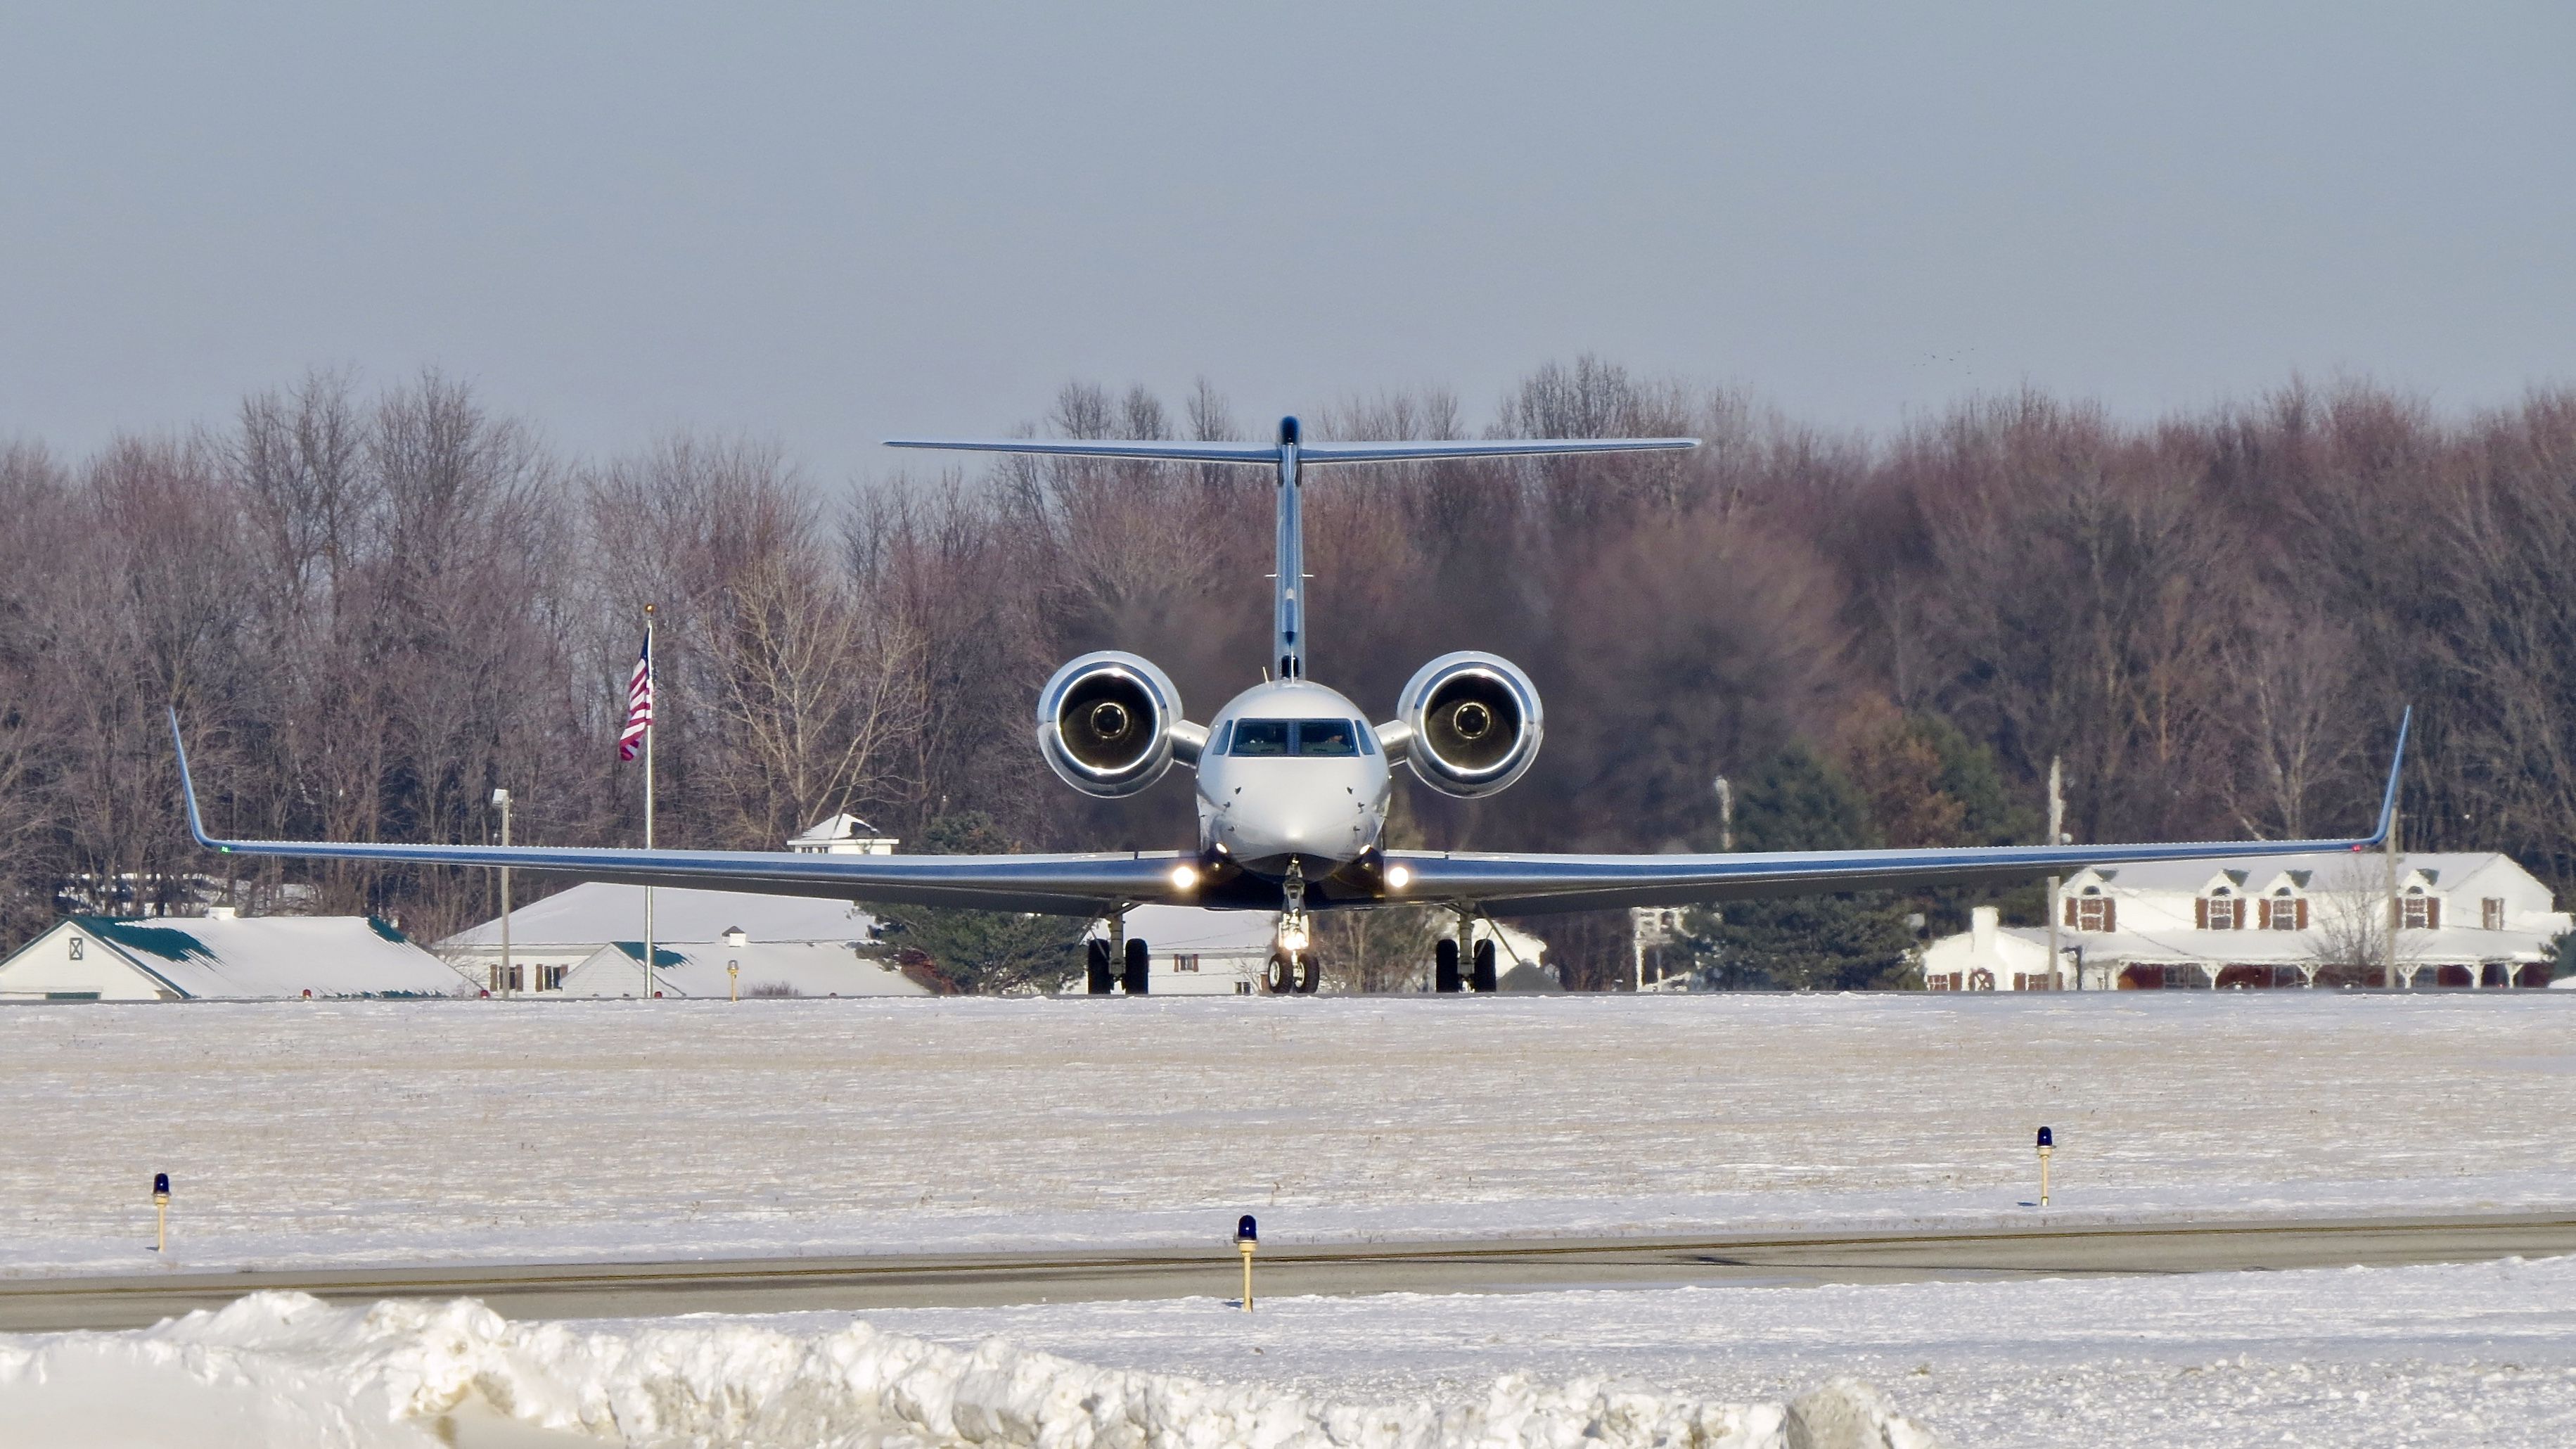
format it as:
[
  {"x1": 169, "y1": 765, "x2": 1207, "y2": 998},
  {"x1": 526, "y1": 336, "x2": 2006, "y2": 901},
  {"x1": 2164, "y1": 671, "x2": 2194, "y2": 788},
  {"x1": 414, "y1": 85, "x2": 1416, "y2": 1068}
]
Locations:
[{"x1": 1, "y1": 992, "x2": 2570, "y2": 1275}]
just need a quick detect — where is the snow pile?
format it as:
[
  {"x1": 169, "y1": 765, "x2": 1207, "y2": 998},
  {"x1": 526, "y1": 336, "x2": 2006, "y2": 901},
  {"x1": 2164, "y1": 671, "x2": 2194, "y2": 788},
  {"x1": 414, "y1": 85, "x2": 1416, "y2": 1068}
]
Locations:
[{"x1": 0, "y1": 1291, "x2": 1937, "y2": 1449}]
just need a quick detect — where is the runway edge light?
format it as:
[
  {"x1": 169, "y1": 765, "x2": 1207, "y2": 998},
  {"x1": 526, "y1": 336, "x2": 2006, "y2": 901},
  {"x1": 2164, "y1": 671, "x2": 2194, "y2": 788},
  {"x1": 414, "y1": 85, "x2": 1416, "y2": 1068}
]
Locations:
[
  {"x1": 1235, "y1": 1215, "x2": 1258, "y2": 1313},
  {"x1": 2035, "y1": 1127, "x2": 2054, "y2": 1207},
  {"x1": 152, "y1": 1172, "x2": 170, "y2": 1253}
]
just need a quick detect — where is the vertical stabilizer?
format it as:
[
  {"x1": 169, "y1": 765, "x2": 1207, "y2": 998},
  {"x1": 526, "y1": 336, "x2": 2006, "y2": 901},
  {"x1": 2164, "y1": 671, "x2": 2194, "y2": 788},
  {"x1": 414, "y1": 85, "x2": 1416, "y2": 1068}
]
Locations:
[{"x1": 1274, "y1": 416, "x2": 1304, "y2": 679}]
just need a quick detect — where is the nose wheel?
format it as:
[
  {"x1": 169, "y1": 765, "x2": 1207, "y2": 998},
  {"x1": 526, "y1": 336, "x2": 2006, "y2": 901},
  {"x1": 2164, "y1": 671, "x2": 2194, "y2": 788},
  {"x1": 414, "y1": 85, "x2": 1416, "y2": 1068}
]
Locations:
[{"x1": 1265, "y1": 951, "x2": 1320, "y2": 994}]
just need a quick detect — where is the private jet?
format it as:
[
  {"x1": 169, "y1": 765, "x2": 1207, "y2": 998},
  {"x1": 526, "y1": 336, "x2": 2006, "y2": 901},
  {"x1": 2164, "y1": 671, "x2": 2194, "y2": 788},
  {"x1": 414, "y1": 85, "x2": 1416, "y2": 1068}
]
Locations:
[{"x1": 171, "y1": 418, "x2": 2407, "y2": 995}]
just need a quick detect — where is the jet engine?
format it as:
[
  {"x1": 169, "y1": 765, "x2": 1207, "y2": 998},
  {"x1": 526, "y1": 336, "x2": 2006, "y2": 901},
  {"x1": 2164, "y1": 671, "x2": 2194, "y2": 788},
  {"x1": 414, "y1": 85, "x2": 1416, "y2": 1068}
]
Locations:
[
  {"x1": 1394, "y1": 651, "x2": 1543, "y2": 798},
  {"x1": 1036, "y1": 651, "x2": 1188, "y2": 797}
]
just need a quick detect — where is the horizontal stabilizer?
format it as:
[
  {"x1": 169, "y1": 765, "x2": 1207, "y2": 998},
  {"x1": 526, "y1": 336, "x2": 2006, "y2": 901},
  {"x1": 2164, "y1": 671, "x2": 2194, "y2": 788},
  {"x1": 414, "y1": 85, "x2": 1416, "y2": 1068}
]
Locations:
[{"x1": 884, "y1": 437, "x2": 1699, "y2": 466}]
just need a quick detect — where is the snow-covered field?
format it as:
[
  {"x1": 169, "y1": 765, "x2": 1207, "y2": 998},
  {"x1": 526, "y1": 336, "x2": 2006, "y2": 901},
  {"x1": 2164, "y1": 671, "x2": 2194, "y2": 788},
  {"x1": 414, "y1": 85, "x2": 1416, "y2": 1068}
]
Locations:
[
  {"x1": 1, "y1": 992, "x2": 2571, "y2": 1274},
  {"x1": 10, "y1": 1257, "x2": 2576, "y2": 1446}
]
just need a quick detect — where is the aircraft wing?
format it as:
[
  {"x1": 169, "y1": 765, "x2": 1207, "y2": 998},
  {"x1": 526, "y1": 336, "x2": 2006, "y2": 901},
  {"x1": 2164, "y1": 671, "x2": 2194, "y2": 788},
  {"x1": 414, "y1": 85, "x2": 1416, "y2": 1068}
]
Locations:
[
  {"x1": 169, "y1": 715, "x2": 1188, "y2": 916},
  {"x1": 1392, "y1": 713, "x2": 2411, "y2": 916}
]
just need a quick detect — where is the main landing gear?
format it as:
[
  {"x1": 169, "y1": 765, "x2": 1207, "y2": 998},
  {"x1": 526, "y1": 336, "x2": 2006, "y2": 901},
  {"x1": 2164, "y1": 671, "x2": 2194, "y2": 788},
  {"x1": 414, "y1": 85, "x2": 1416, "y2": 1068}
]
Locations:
[
  {"x1": 1435, "y1": 912, "x2": 1499, "y2": 993},
  {"x1": 1087, "y1": 936, "x2": 1152, "y2": 995}
]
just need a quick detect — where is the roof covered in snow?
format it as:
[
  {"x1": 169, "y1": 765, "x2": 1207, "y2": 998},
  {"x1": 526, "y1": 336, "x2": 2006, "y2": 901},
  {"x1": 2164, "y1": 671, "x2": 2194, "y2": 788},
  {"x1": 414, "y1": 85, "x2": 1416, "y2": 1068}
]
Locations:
[
  {"x1": 2068, "y1": 851, "x2": 2527, "y2": 894},
  {"x1": 557, "y1": 939, "x2": 930, "y2": 998},
  {"x1": 25, "y1": 915, "x2": 466, "y2": 999},
  {"x1": 440, "y1": 883, "x2": 876, "y2": 950}
]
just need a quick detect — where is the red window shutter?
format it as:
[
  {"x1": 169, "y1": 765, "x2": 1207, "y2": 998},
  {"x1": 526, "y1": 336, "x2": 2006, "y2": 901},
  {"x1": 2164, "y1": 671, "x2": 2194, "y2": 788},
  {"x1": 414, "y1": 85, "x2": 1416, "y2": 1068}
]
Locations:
[
  {"x1": 2197, "y1": 898, "x2": 2210, "y2": 928},
  {"x1": 2065, "y1": 897, "x2": 2078, "y2": 928},
  {"x1": 2233, "y1": 899, "x2": 2245, "y2": 929},
  {"x1": 2104, "y1": 899, "x2": 2117, "y2": 932},
  {"x1": 2259, "y1": 899, "x2": 2273, "y2": 929},
  {"x1": 2296, "y1": 899, "x2": 2309, "y2": 930},
  {"x1": 2427, "y1": 898, "x2": 2441, "y2": 929}
]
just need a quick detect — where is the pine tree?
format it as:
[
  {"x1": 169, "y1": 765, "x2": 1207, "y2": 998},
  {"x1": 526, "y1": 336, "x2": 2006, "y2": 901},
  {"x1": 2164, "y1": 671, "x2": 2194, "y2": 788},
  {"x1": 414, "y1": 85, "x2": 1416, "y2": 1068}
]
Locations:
[
  {"x1": 1684, "y1": 748, "x2": 1914, "y2": 990},
  {"x1": 873, "y1": 812, "x2": 1087, "y2": 994}
]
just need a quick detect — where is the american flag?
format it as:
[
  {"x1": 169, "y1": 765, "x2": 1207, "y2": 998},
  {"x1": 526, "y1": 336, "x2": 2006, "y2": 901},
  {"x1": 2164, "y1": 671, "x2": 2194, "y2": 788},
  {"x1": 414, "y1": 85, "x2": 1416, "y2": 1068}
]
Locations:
[{"x1": 618, "y1": 636, "x2": 653, "y2": 761}]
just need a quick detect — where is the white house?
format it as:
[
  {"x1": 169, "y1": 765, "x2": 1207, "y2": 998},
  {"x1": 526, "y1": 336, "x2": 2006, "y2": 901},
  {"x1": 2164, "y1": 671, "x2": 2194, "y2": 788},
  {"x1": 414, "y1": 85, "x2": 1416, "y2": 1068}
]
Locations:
[
  {"x1": 556, "y1": 926, "x2": 930, "y2": 999},
  {"x1": 1077, "y1": 908, "x2": 1556, "y2": 994},
  {"x1": 0, "y1": 910, "x2": 470, "y2": 1001},
  {"x1": 1922, "y1": 905, "x2": 2062, "y2": 991},
  {"x1": 1925, "y1": 850, "x2": 2570, "y2": 990},
  {"x1": 1083, "y1": 906, "x2": 1274, "y2": 994},
  {"x1": 787, "y1": 813, "x2": 900, "y2": 855},
  {"x1": 440, "y1": 883, "x2": 879, "y2": 994}
]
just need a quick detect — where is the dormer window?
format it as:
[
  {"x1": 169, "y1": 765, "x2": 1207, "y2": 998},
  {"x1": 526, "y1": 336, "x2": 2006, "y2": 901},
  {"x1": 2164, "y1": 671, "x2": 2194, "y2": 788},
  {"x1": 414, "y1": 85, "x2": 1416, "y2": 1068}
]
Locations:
[
  {"x1": 2199, "y1": 889, "x2": 2243, "y2": 931},
  {"x1": 2400, "y1": 889, "x2": 2440, "y2": 930},
  {"x1": 2065, "y1": 887, "x2": 2115, "y2": 933},
  {"x1": 2258, "y1": 891, "x2": 2306, "y2": 930}
]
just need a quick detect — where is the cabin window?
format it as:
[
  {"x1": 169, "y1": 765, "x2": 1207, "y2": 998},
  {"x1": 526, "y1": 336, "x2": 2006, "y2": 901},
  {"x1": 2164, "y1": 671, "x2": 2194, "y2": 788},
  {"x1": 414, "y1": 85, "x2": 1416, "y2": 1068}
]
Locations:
[
  {"x1": 2483, "y1": 897, "x2": 2506, "y2": 931},
  {"x1": 67, "y1": 936, "x2": 84, "y2": 961},
  {"x1": 1230, "y1": 720, "x2": 1293, "y2": 756},
  {"x1": 1293, "y1": 720, "x2": 1359, "y2": 757}
]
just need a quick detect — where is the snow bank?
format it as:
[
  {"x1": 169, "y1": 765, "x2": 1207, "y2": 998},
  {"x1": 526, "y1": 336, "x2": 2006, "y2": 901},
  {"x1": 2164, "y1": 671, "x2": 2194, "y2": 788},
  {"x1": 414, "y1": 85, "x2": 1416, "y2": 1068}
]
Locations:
[{"x1": 0, "y1": 1291, "x2": 1937, "y2": 1449}]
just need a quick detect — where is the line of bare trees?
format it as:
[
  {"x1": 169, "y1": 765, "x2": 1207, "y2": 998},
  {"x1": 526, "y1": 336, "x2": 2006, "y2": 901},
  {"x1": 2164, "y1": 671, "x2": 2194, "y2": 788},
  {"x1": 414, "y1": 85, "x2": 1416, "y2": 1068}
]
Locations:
[{"x1": 3, "y1": 362, "x2": 2572, "y2": 983}]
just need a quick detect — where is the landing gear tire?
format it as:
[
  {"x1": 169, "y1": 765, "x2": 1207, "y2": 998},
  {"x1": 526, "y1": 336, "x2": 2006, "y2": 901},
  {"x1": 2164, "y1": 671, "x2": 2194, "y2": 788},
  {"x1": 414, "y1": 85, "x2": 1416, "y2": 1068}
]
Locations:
[
  {"x1": 1086, "y1": 940, "x2": 1114, "y2": 995},
  {"x1": 1295, "y1": 955, "x2": 1321, "y2": 994},
  {"x1": 1266, "y1": 952, "x2": 1295, "y2": 995},
  {"x1": 1471, "y1": 939, "x2": 1499, "y2": 994},
  {"x1": 1122, "y1": 938, "x2": 1150, "y2": 995},
  {"x1": 1435, "y1": 938, "x2": 1461, "y2": 993}
]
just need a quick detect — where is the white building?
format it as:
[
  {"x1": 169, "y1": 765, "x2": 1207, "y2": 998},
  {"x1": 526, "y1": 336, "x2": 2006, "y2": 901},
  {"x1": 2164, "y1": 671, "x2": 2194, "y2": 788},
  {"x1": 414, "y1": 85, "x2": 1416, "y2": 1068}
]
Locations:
[
  {"x1": 556, "y1": 926, "x2": 929, "y2": 999},
  {"x1": 440, "y1": 883, "x2": 879, "y2": 993},
  {"x1": 1077, "y1": 908, "x2": 1555, "y2": 994},
  {"x1": 1083, "y1": 906, "x2": 1273, "y2": 994},
  {"x1": 1924, "y1": 851, "x2": 2571, "y2": 990},
  {"x1": 787, "y1": 813, "x2": 900, "y2": 855},
  {"x1": 0, "y1": 910, "x2": 470, "y2": 1001}
]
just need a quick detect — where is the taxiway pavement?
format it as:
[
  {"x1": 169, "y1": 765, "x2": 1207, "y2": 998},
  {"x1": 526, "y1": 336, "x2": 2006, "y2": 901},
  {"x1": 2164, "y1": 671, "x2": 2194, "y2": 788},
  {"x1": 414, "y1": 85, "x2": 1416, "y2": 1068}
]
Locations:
[{"x1": 4, "y1": 1213, "x2": 2572, "y2": 1332}]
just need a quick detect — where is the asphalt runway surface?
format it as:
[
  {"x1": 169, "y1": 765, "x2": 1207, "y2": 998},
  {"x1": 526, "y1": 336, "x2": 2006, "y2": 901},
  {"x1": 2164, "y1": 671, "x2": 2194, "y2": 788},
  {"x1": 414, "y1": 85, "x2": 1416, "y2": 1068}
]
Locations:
[{"x1": 6, "y1": 1213, "x2": 2573, "y2": 1332}]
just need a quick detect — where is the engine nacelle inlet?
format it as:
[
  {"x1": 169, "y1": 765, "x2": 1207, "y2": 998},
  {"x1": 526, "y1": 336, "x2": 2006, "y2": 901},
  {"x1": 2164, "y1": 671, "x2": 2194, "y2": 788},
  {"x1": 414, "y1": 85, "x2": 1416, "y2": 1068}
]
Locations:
[
  {"x1": 1036, "y1": 651, "x2": 1186, "y2": 798},
  {"x1": 1395, "y1": 651, "x2": 1543, "y2": 798}
]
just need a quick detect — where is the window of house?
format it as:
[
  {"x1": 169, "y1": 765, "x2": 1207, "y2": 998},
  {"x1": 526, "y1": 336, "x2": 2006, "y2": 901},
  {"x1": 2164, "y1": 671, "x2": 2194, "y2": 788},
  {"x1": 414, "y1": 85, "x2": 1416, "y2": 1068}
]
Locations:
[
  {"x1": 2202, "y1": 892, "x2": 2242, "y2": 930},
  {"x1": 2261, "y1": 894, "x2": 2305, "y2": 931},
  {"x1": 1172, "y1": 954, "x2": 1200, "y2": 972},
  {"x1": 2402, "y1": 893, "x2": 2440, "y2": 930},
  {"x1": 2483, "y1": 897, "x2": 2506, "y2": 931},
  {"x1": 2072, "y1": 895, "x2": 2113, "y2": 932},
  {"x1": 67, "y1": 936, "x2": 84, "y2": 961}
]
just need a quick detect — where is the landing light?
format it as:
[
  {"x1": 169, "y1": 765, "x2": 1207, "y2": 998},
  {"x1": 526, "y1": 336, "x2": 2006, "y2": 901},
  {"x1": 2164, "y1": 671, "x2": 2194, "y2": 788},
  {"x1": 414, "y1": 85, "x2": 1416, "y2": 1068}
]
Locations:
[
  {"x1": 1279, "y1": 924, "x2": 1309, "y2": 952},
  {"x1": 1170, "y1": 864, "x2": 1200, "y2": 891},
  {"x1": 1385, "y1": 864, "x2": 1411, "y2": 890}
]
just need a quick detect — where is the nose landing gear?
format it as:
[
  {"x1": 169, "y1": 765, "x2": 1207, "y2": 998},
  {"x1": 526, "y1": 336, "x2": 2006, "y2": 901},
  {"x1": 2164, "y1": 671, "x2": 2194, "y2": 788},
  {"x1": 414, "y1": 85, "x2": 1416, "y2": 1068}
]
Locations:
[{"x1": 1265, "y1": 860, "x2": 1321, "y2": 994}]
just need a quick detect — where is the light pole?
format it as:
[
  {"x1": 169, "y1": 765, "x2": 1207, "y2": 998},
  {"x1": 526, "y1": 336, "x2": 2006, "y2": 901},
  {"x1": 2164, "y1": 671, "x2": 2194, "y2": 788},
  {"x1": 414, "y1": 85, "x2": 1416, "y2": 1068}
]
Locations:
[{"x1": 492, "y1": 788, "x2": 513, "y2": 995}]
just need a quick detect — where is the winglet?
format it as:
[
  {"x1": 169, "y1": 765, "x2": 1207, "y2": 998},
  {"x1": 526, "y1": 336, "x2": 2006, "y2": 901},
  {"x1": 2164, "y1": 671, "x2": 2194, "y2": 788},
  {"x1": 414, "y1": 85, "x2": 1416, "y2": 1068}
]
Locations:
[
  {"x1": 167, "y1": 708, "x2": 224, "y2": 852},
  {"x1": 2367, "y1": 706, "x2": 2411, "y2": 849}
]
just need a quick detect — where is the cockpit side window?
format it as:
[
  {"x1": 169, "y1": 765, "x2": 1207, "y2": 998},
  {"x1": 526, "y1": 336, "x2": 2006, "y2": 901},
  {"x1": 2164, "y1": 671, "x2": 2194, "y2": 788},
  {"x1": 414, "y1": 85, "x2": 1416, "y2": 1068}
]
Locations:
[
  {"x1": 1293, "y1": 720, "x2": 1358, "y2": 757},
  {"x1": 1230, "y1": 720, "x2": 1292, "y2": 756},
  {"x1": 1355, "y1": 722, "x2": 1377, "y2": 756}
]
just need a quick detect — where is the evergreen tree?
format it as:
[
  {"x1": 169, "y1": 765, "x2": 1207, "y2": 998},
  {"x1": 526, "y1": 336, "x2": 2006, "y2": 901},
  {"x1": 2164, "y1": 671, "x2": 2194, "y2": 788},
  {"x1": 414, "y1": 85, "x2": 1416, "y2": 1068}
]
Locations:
[
  {"x1": 1685, "y1": 747, "x2": 1914, "y2": 990},
  {"x1": 873, "y1": 812, "x2": 1087, "y2": 994}
]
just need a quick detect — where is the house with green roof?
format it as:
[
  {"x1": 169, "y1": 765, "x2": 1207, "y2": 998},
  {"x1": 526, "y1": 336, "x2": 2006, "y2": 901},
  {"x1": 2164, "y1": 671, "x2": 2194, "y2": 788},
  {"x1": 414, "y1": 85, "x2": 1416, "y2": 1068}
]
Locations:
[{"x1": 0, "y1": 909, "x2": 472, "y2": 1000}]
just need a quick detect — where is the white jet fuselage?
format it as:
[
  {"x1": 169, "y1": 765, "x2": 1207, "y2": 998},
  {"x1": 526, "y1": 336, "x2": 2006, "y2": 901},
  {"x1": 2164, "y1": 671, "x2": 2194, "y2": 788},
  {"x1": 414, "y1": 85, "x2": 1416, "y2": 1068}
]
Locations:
[{"x1": 1194, "y1": 679, "x2": 1390, "y2": 872}]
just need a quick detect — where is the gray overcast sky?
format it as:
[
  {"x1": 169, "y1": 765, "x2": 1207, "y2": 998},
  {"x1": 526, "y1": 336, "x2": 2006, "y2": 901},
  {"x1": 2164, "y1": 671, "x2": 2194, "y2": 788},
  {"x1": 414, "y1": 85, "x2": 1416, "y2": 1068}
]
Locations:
[{"x1": 4, "y1": 3, "x2": 2571, "y2": 482}]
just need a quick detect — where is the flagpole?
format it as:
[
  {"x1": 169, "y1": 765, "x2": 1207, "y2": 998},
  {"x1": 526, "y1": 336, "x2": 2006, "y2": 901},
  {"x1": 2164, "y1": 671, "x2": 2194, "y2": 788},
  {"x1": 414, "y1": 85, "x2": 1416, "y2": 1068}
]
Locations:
[{"x1": 643, "y1": 603, "x2": 656, "y2": 1001}]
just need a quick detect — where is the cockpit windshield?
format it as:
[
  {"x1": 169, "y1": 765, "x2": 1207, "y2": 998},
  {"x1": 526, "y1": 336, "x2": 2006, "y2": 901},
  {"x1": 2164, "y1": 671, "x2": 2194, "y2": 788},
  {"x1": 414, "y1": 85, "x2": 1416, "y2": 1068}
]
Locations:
[
  {"x1": 1228, "y1": 719, "x2": 1367, "y2": 758},
  {"x1": 1293, "y1": 720, "x2": 1358, "y2": 757}
]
